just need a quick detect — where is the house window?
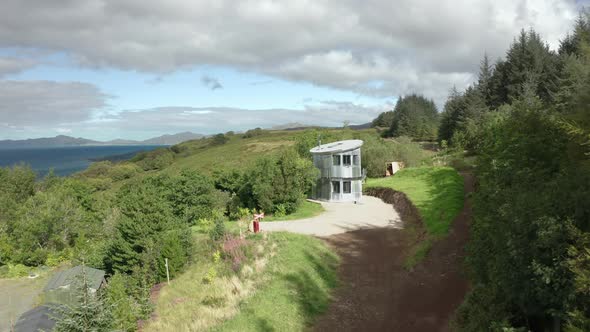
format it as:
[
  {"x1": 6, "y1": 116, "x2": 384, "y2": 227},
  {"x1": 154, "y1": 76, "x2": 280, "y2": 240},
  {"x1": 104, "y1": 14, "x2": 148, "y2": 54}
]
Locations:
[
  {"x1": 343, "y1": 181, "x2": 351, "y2": 194},
  {"x1": 342, "y1": 155, "x2": 351, "y2": 166},
  {"x1": 353, "y1": 155, "x2": 359, "y2": 165},
  {"x1": 332, "y1": 181, "x2": 340, "y2": 193},
  {"x1": 332, "y1": 155, "x2": 341, "y2": 166}
]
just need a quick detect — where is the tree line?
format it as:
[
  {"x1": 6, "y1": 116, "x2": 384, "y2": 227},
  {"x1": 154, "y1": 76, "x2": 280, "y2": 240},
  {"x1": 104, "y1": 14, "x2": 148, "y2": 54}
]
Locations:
[
  {"x1": 445, "y1": 13, "x2": 590, "y2": 332},
  {"x1": 370, "y1": 10, "x2": 590, "y2": 331}
]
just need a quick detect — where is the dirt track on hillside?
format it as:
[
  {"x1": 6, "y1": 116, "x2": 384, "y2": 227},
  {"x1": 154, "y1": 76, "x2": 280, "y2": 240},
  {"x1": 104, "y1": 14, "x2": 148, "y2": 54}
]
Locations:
[{"x1": 313, "y1": 172, "x2": 474, "y2": 332}]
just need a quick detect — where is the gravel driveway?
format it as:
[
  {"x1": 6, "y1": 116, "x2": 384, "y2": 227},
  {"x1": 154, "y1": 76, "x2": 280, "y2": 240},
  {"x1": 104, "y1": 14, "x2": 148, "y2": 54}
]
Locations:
[{"x1": 260, "y1": 197, "x2": 402, "y2": 236}]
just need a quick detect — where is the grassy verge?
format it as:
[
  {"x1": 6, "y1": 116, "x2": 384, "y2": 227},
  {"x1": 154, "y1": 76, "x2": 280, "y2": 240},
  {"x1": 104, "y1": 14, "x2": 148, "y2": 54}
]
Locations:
[
  {"x1": 143, "y1": 232, "x2": 338, "y2": 332},
  {"x1": 365, "y1": 166, "x2": 464, "y2": 268},
  {"x1": 215, "y1": 233, "x2": 338, "y2": 331},
  {"x1": 262, "y1": 200, "x2": 325, "y2": 222},
  {"x1": 366, "y1": 166, "x2": 464, "y2": 236}
]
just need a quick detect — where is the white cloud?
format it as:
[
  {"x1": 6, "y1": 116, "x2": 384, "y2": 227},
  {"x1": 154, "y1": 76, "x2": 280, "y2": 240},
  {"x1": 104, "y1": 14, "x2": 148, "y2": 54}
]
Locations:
[
  {"x1": 0, "y1": 57, "x2": 37, "y2": 76},
  {"x1": 0, "y1": 0, "x2": 579, "y2": 101},
  {"x1": 0, "y1": 80, "x2": 108, "y2": 126},
  {"x1": 98, "y1": 101, "x2": 389, "y2": 135}
]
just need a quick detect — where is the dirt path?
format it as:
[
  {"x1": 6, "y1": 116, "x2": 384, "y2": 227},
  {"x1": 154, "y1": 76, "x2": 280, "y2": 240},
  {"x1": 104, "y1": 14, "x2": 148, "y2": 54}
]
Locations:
[{"x1": 313, "y1": 172, "x2": 474, "y2": 332}]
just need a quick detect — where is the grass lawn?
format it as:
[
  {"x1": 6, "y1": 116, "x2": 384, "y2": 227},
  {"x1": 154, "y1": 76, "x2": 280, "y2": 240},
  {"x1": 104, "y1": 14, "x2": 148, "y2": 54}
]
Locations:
[
  {"x1": 262, "y1": 200, "x2": 325, "y2": 222},
  {"x1": 366, "y1": 166, "x2": 464, "y2": 236},
  {"x1": 143, "y1": 232, "x2": 338, "y2": 332}
]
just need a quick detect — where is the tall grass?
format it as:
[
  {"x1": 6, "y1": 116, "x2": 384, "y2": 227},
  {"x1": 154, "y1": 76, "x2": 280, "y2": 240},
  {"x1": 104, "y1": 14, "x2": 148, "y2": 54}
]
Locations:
[{"x1": 142, "y1": 232, "x2": 338, "y2": 331}]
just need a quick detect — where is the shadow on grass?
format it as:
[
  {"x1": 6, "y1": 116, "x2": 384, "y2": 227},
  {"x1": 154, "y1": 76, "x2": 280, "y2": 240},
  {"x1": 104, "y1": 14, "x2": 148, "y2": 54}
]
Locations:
[
  {"x1": 255, "y1": 318, "x2": 275, "y2": 332},
  {"x1": 283, "y1": 250, "x2": 339, "y2": 325}
]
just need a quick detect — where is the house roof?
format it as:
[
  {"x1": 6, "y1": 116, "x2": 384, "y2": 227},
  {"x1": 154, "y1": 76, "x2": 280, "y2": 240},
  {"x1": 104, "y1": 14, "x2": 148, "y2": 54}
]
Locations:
[
  {"x1": 44, "y1": 266, "x2": 105, "y2": 292},
  {"x1": 310, "y1": 140, "x2": 363, "y2": 154},
  {"x1": 14, "y1": 305, "x2": 59, "y2": 332}
]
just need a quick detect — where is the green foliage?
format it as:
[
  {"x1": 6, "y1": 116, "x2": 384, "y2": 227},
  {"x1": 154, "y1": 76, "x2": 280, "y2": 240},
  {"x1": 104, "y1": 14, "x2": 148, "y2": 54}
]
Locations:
[
  {"x1": 157, "y1": 228, "x2": 192, "y2": 279},
  {"x1": 105, "y1": 272, "x2": 142, "y2": 332},
  {"x1": 371, "y1": 110, "x2": 395, "y2": 128},
  {"x1": 163, "y1": 169, "x2": 219, "y2": 224},
  {"x1": 217, "y1": 148, "x2": 317, "y2": 216},
  {"x1": 211, "y1": 133, "x2": 230, "y2": 146},
  {"x1": 53, "y1": 267, "x2": 113, "y2": 332},
  {"x1": 210, "y1": 217, "x2": 226, "y2": 241},
  {"x1": 0, "y1": 263, "x2": 31, "y2": 278},
  {"x1": 242, "y1": 127, "x2": 265, "y2": 138},
  {"x1": 108, "y1": 163, "x2": 142, "y2": 181},
  {"x1": 106, "y1": 174, "x2": 192, "y2": 279},
  {"x1": 133, "y1": 148, "x2": 175, "y2": 171},
  {"x1": 8, "y1": 179, "x2": 97, "y2": 266},
  {"x1": 455, "y1": 42, "x2": 590, "y2": 330},
  {"x1": 389, "y1": 94, "x2": 439, "y2": 141},
  {"x1": 273, "y1": 204, "x2": 288, "y2": 218},
  {"x1": 438, "y1": 86, "x2": 489, "y2": 149},
  {"x1": 362, "y1": 135, "x2": 428, "y2": 177}
]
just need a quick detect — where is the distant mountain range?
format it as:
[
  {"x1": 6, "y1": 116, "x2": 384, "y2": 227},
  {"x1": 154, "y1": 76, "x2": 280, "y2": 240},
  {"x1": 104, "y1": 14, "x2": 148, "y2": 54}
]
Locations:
[
  {"x1": 276, "y1": 122, "x2": 372, "y2": 131},
  {"x1": 0, "y1": 132, "x2": 205, "y2": 149}
]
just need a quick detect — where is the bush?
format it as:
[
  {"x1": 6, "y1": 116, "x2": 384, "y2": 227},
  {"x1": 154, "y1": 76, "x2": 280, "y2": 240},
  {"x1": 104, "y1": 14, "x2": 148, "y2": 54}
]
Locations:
[
  {"x1": 134, "y1": 148, "x2": 175, "y2": 171},
  {"x1": 210, "y1": 218, "x2": 226, "y2": 241},
  {"x1": 3, "y1": 263, "x2": 30, "y2": 278},
  {"x1": 211, "y1": 133, "x2": 229, "y2": 146},
  {"x1": 362, "y1": 135, "x2": 428, "y2": 177},
  {"x1": 221, "y1": 235, "x2": 253, "y2": 272},
  {"x1": 108, "y1": 163, "x2": 141, "y2": 181},
  {"x1": 80, "y1": 161, "x2": 113, "y2": 178},
  {"x1": 85, "y1": 177, "x2": 112, "y2": 191},
  {"x1": 106, "y1": 272, "x2": 142, "y2": 332},
  {"x1": 157, "y1": 228, "x2": 192, "y2": 280},
  {"x1": 273, "y1": 204, "x2": 287, "y2": 218},
  {"x1": 242, "y1": 128, "x2": 265, "y2": 138},
  {"x1": 217, "y1": 148, "x2": 316, "y2": 216}
]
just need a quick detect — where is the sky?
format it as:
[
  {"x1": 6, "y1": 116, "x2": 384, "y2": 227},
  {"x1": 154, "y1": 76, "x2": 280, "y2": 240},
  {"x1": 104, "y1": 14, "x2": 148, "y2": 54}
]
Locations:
[{"x1": 0, "y1": 0, "x2": 586, "y2": 141}]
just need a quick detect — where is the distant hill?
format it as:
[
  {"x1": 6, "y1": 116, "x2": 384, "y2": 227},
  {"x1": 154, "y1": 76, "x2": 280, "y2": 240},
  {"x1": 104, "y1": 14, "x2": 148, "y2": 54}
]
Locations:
[
  {"x1": 142, "y1": 132, "x2": 204, "y2": 145},
  {"x1": 274, "y1": 122, "x2": 372, "y2": 131},
  {"x1": 0, "y1": 135, "x2": 101, "y2": 149},
  {"x1": 0, "y1": 132, "x2": 205, "y2": 149},
  {"x1": 269, "y1": 123, "x2": 310, "y2": 130}
]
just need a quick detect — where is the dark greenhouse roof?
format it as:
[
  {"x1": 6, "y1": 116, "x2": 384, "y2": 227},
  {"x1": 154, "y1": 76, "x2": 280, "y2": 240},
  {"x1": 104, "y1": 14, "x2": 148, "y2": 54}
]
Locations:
[{"x1": 44, "y1": 265, "x2": 105, "y2": 292}]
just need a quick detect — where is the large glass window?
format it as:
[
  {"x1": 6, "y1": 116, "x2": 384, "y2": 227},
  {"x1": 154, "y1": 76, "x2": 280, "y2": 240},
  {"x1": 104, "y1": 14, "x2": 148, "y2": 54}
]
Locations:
[
  {"x1": 332, "y1": 155, "x2": 341, "y2": 166},
  {"x1": 342, "y1": 155, "x2": 351, "y2": 166},
  {"x1": 353, "y1": 155, "x2": 359, "y2": 165},
  {"x1": 343, "y1": 181, "x2": 351, "y2": 193},
  {"x1": 332, "y1": 181, "x2": 340, "y2": 193}
]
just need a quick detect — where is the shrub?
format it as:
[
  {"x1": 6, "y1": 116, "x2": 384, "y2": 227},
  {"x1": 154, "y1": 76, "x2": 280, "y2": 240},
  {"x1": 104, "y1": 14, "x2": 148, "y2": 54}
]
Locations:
[
  {"x1": 221, "y1": 235, "x2": 253, "y2": 272},
  {"x1": 106, "y1": 272, "x2": 142, "y2": 332},
  {"x1": 108, "y1": 163, "x2": 141, "y2": 181},
  {"x1": 157, "y1": 228, "x2": 192, "y2": 280},
  {"x1": 80, "y1": 161, "x2": 113, "y2": 178},
  {"x1": 211, "y1": 133, "x2": 229, "y2": 146},
  {"x1": 273, "y1": 204, "x2": 287, "y2": 218},
  {"x1": 85, "y1": 177, "x2": 112, "y2": 191},
  {"x1": 210, "y1": 218, "x2": 226, "y2": 241},
  {"x1": 134, "y1": 148, "x2": 175, "y2": 171},
  {"x1": 242, "y1": 127, "x2": 265, "y2": 138},
  {"x1": 4, "y1": 263, "x2": 30, "y2": 278}
]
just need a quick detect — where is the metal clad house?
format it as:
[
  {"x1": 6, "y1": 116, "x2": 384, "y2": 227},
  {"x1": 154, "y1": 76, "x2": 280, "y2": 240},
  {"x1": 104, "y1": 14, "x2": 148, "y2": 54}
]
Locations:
[{"x1": 310, "y1": 140, "x2": 363, "y2": 202}]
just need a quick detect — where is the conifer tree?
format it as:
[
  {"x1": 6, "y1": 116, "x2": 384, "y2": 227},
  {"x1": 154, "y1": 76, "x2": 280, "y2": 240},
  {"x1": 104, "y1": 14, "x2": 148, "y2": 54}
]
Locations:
[{"x1": 52, "y1": 266, "x2": 113, "y2": 332}]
